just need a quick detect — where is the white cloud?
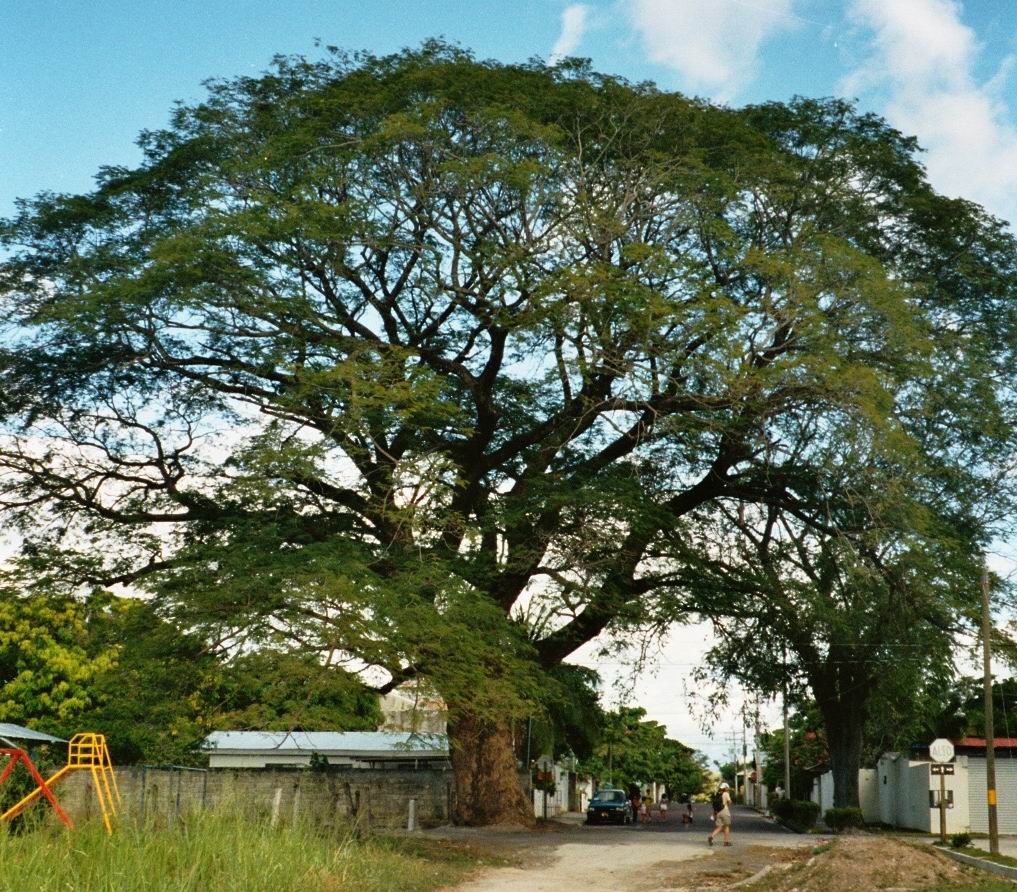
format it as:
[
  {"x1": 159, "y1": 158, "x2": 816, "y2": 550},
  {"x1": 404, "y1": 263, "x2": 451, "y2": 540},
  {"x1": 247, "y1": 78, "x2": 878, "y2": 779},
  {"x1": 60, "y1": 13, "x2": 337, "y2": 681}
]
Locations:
[
  {"x1": 550, "y1": 4, "x2": 592, "y2": 63},
  {"x1": 844, "y1": 0, "x2": 1017, "y2": 225},
  {"x1": 626, "y1": 0, "x2": 799, "y2": 100}
]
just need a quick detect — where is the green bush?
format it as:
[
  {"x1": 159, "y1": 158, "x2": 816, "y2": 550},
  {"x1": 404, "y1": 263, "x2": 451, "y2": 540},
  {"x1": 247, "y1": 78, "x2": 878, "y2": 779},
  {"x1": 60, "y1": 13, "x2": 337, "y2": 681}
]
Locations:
[
  {"x1": 824, "y1": 807, "x2": 864, "y2": 832},
  {"x1": 951, "y1": 832, "x2": 973, "y2": 849},
  {"x1": 772, "y1": 798, "x2": 821, "y2": 830}
]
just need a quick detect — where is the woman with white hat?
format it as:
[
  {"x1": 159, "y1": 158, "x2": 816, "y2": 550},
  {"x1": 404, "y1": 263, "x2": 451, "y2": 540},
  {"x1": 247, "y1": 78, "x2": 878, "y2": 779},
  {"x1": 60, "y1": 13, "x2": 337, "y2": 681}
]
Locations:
[{"x1": 708, "y1": 782, "x2": 733, "y2": 847}]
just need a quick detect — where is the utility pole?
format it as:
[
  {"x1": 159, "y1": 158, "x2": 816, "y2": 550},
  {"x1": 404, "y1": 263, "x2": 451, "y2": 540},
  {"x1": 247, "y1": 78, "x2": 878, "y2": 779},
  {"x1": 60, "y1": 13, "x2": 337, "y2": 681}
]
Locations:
[
  {"x1": 744, "y1": 711, "x2": 752, "y2": 805},
  {"x1": 982, "y1": 560, "x2": 999, "y2": 854},
  {"x1": 754, "y1": 707, "x2": 763, "y2": 809},
  {"x1": 783, "y1": 648, "x2": 792, "y2": 798}
]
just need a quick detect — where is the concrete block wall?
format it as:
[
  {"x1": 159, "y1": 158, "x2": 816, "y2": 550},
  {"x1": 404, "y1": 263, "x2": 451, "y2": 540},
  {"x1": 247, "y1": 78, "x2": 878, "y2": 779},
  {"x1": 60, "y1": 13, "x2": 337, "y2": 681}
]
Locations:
[{"x1": 57, "y1": 765, "x2": 455, "y2": 830}]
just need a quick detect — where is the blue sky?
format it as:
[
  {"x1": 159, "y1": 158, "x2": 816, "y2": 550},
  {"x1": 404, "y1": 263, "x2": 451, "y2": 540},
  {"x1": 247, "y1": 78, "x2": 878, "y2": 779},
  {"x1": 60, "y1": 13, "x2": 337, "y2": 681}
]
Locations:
[
  {"x1": 3, "y1": 0, "x2": 1015, "y2": 758},
  {"x1": 4, "y1": 1, "x2": 1017, "y2": 223}
]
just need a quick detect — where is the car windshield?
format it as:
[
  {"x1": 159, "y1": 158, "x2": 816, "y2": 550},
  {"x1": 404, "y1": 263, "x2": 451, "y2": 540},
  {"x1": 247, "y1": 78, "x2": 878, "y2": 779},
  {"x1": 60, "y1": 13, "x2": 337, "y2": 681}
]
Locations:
[{"x1": 593, "y1": 791, "x2": 626, "y2": 803}]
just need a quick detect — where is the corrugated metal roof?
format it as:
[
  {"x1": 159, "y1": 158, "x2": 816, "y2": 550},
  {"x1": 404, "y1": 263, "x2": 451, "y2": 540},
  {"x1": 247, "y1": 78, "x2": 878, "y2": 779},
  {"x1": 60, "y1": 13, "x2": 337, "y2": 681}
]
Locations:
[
  {"x1": 201, "y1": 730, "x2": 448, "y2": 757},
  {"x1": 0, "y1": 723, "x2": 66, "y2": 744}
]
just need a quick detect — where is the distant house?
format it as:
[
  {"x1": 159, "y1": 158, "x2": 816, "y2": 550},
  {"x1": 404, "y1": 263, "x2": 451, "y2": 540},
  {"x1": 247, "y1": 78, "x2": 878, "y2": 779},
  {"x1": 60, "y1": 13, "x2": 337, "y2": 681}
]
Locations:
[{"x1": 201, "y1": 731, "x2": 449, "y2": 769}]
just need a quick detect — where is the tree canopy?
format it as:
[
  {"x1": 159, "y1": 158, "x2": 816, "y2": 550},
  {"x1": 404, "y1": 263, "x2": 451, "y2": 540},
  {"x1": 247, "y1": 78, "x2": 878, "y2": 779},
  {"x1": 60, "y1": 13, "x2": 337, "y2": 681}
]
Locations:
[
  {"x1": 582, "y1": 706, "x2": 707, "y2": 796},
  {"x1": 3, "y1": 42, "x2": 1017, "y2": 822},
  {"x1": 0, "y1": 587, "x2": 379, "y2": 764}
]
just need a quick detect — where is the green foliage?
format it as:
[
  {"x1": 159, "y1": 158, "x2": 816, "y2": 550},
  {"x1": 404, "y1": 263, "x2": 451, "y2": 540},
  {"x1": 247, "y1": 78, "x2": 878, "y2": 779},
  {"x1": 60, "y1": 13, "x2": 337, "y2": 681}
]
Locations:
[
  {"x1": 525, "y1": 665, "x2": 604, "y2": 762},
  {"x1": 581, "y1": 707, "x2": 707, "y2": 796},
  {"x1": 0, "y1": 588, "x2": 379, "y2": 764},
  {"x1": 0, "y1": 588, "x2": 116, "y2": 725},
  {"x1": 951, "y1": 832, "x2": 973, "y2": 849},
  {"x1": 772, "y1": 798, "x2": 821, "y2": 831},
  {"x1": 758, "y1": 708, "x2": 830, "y2": 800},
  {"x1": 2, "y1": 43, "x2": 1017, "y2": 820},
  {"x1": 824, "y1": 807, "x2": 864, "y2": 832}
]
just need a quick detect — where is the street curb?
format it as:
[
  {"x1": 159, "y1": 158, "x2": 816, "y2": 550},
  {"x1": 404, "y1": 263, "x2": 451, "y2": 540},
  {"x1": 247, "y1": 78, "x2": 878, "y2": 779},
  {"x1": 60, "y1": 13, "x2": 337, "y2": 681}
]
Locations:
[
  {"x1": 732, "y1": 863, "x2": 792, "y2": 888},
  {"x1": 935, "y1": 847, "x2": 1017, "y2": 881}
]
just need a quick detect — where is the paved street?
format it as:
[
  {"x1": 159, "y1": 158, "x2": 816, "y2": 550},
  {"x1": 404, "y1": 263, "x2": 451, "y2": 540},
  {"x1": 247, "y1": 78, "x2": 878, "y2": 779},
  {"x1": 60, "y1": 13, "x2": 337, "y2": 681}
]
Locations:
[{"x1": 453, "y1": 805, "x2": 808, "y2": 891}]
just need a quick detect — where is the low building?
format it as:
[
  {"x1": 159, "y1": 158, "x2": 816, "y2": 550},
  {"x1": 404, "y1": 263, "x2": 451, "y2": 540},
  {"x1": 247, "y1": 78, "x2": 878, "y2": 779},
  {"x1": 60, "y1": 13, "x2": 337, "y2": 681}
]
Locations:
[{"x1": 201, "y1": 730, "x2": 449, "y2": 769}]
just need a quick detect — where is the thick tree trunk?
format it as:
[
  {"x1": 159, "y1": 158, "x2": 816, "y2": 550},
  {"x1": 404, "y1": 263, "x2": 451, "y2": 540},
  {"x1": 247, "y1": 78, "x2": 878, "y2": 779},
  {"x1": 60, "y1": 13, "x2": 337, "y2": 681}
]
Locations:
[
  {"x1": 447, "y1": 711, "x2": 535, "y2": 826},
  {"x1": 825, "y1": 709, "x2": 865, "y2": 809}
]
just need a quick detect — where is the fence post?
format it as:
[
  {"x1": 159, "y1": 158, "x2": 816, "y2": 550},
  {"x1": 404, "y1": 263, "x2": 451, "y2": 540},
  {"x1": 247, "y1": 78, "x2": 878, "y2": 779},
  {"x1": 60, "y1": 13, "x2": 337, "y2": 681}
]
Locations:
[
  {"x1": 140, "y1": 766, "x2": 147, "y2": 821},
  {"x1": 407, "y1": 798, "x2": 417, "y2": 831},
  {"x1": 271, "y1": 787, "x2": 283, "y2": 827},
  {"x1": 174, "y1": 769, "x2": 182, "y2": 825},
  {"x1": 292, "y1": 786, "x2": 302, "y2": 824}
]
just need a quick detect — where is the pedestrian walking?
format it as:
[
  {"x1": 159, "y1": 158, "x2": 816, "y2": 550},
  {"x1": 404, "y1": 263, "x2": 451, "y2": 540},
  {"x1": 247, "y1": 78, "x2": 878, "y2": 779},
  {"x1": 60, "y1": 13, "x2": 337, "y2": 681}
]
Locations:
[{"x1": 708, "y1": 782, "x2": 733, "y2": 847}]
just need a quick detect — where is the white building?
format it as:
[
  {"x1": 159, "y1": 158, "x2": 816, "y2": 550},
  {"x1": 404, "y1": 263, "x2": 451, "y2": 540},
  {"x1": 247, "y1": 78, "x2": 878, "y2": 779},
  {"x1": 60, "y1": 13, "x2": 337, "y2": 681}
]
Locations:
[
  {"x1": 201, "y1": 730, "x2": 449, "y2": 769},
  {"x1": 809, "y1": 738, "x2": 1017, "y2": 834}
]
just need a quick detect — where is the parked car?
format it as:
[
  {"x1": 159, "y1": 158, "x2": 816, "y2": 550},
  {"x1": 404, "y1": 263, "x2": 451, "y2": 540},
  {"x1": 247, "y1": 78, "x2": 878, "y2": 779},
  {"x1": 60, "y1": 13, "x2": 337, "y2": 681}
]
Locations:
[{"x1": 586, "y1": 788, "x2": 633, "y2": 825}]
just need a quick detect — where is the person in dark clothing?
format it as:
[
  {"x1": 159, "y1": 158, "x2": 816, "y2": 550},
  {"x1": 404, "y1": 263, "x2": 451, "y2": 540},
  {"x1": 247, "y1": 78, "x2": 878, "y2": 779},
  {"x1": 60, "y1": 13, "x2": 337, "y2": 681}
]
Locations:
[{"x1": 628, "y1": 785, "x2": 642, "y2": 826}]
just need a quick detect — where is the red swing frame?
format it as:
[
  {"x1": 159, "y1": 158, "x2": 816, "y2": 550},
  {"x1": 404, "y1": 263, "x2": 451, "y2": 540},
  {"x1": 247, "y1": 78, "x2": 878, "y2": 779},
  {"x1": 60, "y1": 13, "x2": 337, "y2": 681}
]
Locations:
[{"x1": 0, "y1": 747, "x2": 73, "y2": 828}]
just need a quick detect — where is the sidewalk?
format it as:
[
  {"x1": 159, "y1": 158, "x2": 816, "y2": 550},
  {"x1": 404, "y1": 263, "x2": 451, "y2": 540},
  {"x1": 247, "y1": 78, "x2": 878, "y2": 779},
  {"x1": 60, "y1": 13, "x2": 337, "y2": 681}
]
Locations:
[{"x1": 968, "y1": 836, "x2": 1017, "y2": 858}]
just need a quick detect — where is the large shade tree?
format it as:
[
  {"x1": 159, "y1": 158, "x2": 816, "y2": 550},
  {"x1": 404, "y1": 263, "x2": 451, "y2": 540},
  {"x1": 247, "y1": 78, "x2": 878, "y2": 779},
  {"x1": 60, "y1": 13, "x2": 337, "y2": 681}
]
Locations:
[
  {"x1": 678, "y1": 392, "x2": 1015, "y2": 807},
  {"x1": 2, "y1": 44, "x2": 1016, "y2": 822}
]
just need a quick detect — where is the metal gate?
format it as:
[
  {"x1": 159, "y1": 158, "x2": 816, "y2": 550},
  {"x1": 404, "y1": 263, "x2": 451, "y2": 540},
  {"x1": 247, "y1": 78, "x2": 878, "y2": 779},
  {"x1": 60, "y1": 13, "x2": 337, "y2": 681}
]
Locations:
[{"x1": 966, "y1": 757, "x2": 1017, "y2": 833}]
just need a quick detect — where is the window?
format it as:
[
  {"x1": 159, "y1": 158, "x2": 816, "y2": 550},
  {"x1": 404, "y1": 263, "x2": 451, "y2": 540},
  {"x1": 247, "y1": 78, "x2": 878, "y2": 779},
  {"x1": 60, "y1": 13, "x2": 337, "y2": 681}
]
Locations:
[{"x1": 592, "y1": 791, "x2": 626, "y2": 803}]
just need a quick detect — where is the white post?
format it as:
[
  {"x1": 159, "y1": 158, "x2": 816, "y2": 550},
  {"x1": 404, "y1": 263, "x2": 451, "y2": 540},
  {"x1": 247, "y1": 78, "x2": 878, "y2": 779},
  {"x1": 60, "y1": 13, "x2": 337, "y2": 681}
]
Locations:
[
  {"x1": 271, "y1": 787, "x2": 282, "y2": 827},
  {"x1": 407, "y1": 798, "x2": 418, "y2": 831}
]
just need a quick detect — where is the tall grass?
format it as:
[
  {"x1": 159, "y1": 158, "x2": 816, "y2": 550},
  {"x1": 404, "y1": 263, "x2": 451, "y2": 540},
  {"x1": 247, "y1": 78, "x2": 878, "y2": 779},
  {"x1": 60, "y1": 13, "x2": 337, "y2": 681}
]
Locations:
[{"x1": 0, "y1": 809, "x2": 483, "y2": 892}]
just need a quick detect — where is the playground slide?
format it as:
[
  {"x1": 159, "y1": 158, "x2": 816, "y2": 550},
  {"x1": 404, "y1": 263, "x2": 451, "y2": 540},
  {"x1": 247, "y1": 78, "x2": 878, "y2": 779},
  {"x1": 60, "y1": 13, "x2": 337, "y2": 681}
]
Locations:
[{"x1": 0, "y1": 764, "x2": 73, "y2": 821}]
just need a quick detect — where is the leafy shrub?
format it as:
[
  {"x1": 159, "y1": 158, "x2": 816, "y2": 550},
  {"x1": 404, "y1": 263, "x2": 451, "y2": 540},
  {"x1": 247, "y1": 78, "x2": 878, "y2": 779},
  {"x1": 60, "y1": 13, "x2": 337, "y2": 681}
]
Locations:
[
  {"x1": 951, "y1": 832, "x2": 973, "y2": 849},
  {"x1": 824, "y1": 807, "x2": 864, "y2": 832},
  {"x1": 772, "y1": 798, "x2": 821, "y2": 830}
]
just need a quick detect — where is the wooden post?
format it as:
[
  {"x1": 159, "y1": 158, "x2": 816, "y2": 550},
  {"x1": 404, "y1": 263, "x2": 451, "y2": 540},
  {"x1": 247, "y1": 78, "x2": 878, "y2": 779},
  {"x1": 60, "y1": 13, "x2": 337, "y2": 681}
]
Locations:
[
  {"x1": 982, "y1": 561, "x2": 999, "y2": 854},
  {"x1": 939, "y1": 769, "x2": 947, "y2": 845},
  {"x1": 783, "y1": 690, "x2": 792, "y2": 796}
]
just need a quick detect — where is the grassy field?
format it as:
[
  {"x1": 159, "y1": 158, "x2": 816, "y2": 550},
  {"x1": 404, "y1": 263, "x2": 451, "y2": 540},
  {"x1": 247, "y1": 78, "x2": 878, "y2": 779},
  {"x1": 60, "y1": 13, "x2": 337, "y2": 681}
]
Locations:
[{"x1": 0, "y1": 811, "x2": 498, "y2": 892}]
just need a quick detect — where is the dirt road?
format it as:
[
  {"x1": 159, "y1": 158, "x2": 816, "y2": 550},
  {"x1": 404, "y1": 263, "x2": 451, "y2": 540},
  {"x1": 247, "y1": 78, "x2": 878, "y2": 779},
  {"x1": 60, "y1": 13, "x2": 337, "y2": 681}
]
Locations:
[{"x1": 445, "y1": 805, "x2": 811, "y2": 892}]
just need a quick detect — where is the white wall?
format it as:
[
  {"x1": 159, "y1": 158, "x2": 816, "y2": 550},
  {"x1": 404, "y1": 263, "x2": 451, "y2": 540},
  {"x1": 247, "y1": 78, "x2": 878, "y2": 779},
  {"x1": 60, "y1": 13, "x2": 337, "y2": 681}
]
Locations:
[
  {"x1": 877, "y1": 753, "x2": 969, "y2": 833},
  {"x1": 532, "y1": 757, "x2": 571, "y2": 817},
  {"x1": 745, "y1": 778, "x2": 768, "y2": 810},
  {"x1": 810, "y1": 769, "x2": 879, "y2": 823},
  {"x1": 812, "y1": 772, "x2": 834, "y2": 815},
  {"x1": 859, "y1": 769, "x2": 880, "y2": 822}
]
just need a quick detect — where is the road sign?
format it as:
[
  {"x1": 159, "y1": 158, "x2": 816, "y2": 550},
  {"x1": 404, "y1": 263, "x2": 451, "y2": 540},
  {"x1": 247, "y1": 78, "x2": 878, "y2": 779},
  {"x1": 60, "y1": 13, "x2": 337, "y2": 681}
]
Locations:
[
  {"x1": 931, "y1": 764, "x2": 955, "y2": 775},
  {"x1": 929, "y1": 738, "x2": 955, "y2": 763}
]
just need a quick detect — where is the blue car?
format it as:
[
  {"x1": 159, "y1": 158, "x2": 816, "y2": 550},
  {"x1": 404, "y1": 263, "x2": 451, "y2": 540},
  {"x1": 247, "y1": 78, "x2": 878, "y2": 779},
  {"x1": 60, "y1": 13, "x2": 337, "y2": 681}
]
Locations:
[{"x1": 586, "y1": 788, "x2": 633, "y2": 825}]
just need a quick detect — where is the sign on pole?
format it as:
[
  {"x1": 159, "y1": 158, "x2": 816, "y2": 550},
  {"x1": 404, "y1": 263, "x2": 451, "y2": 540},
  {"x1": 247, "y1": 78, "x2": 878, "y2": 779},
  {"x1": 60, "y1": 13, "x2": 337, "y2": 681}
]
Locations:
[
  {"x1": 929, "y1": 738, "x2": 955, "y2": 763},
  {"x1": 929, "y1": 738, "x2": 955, "y2": 845}
]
